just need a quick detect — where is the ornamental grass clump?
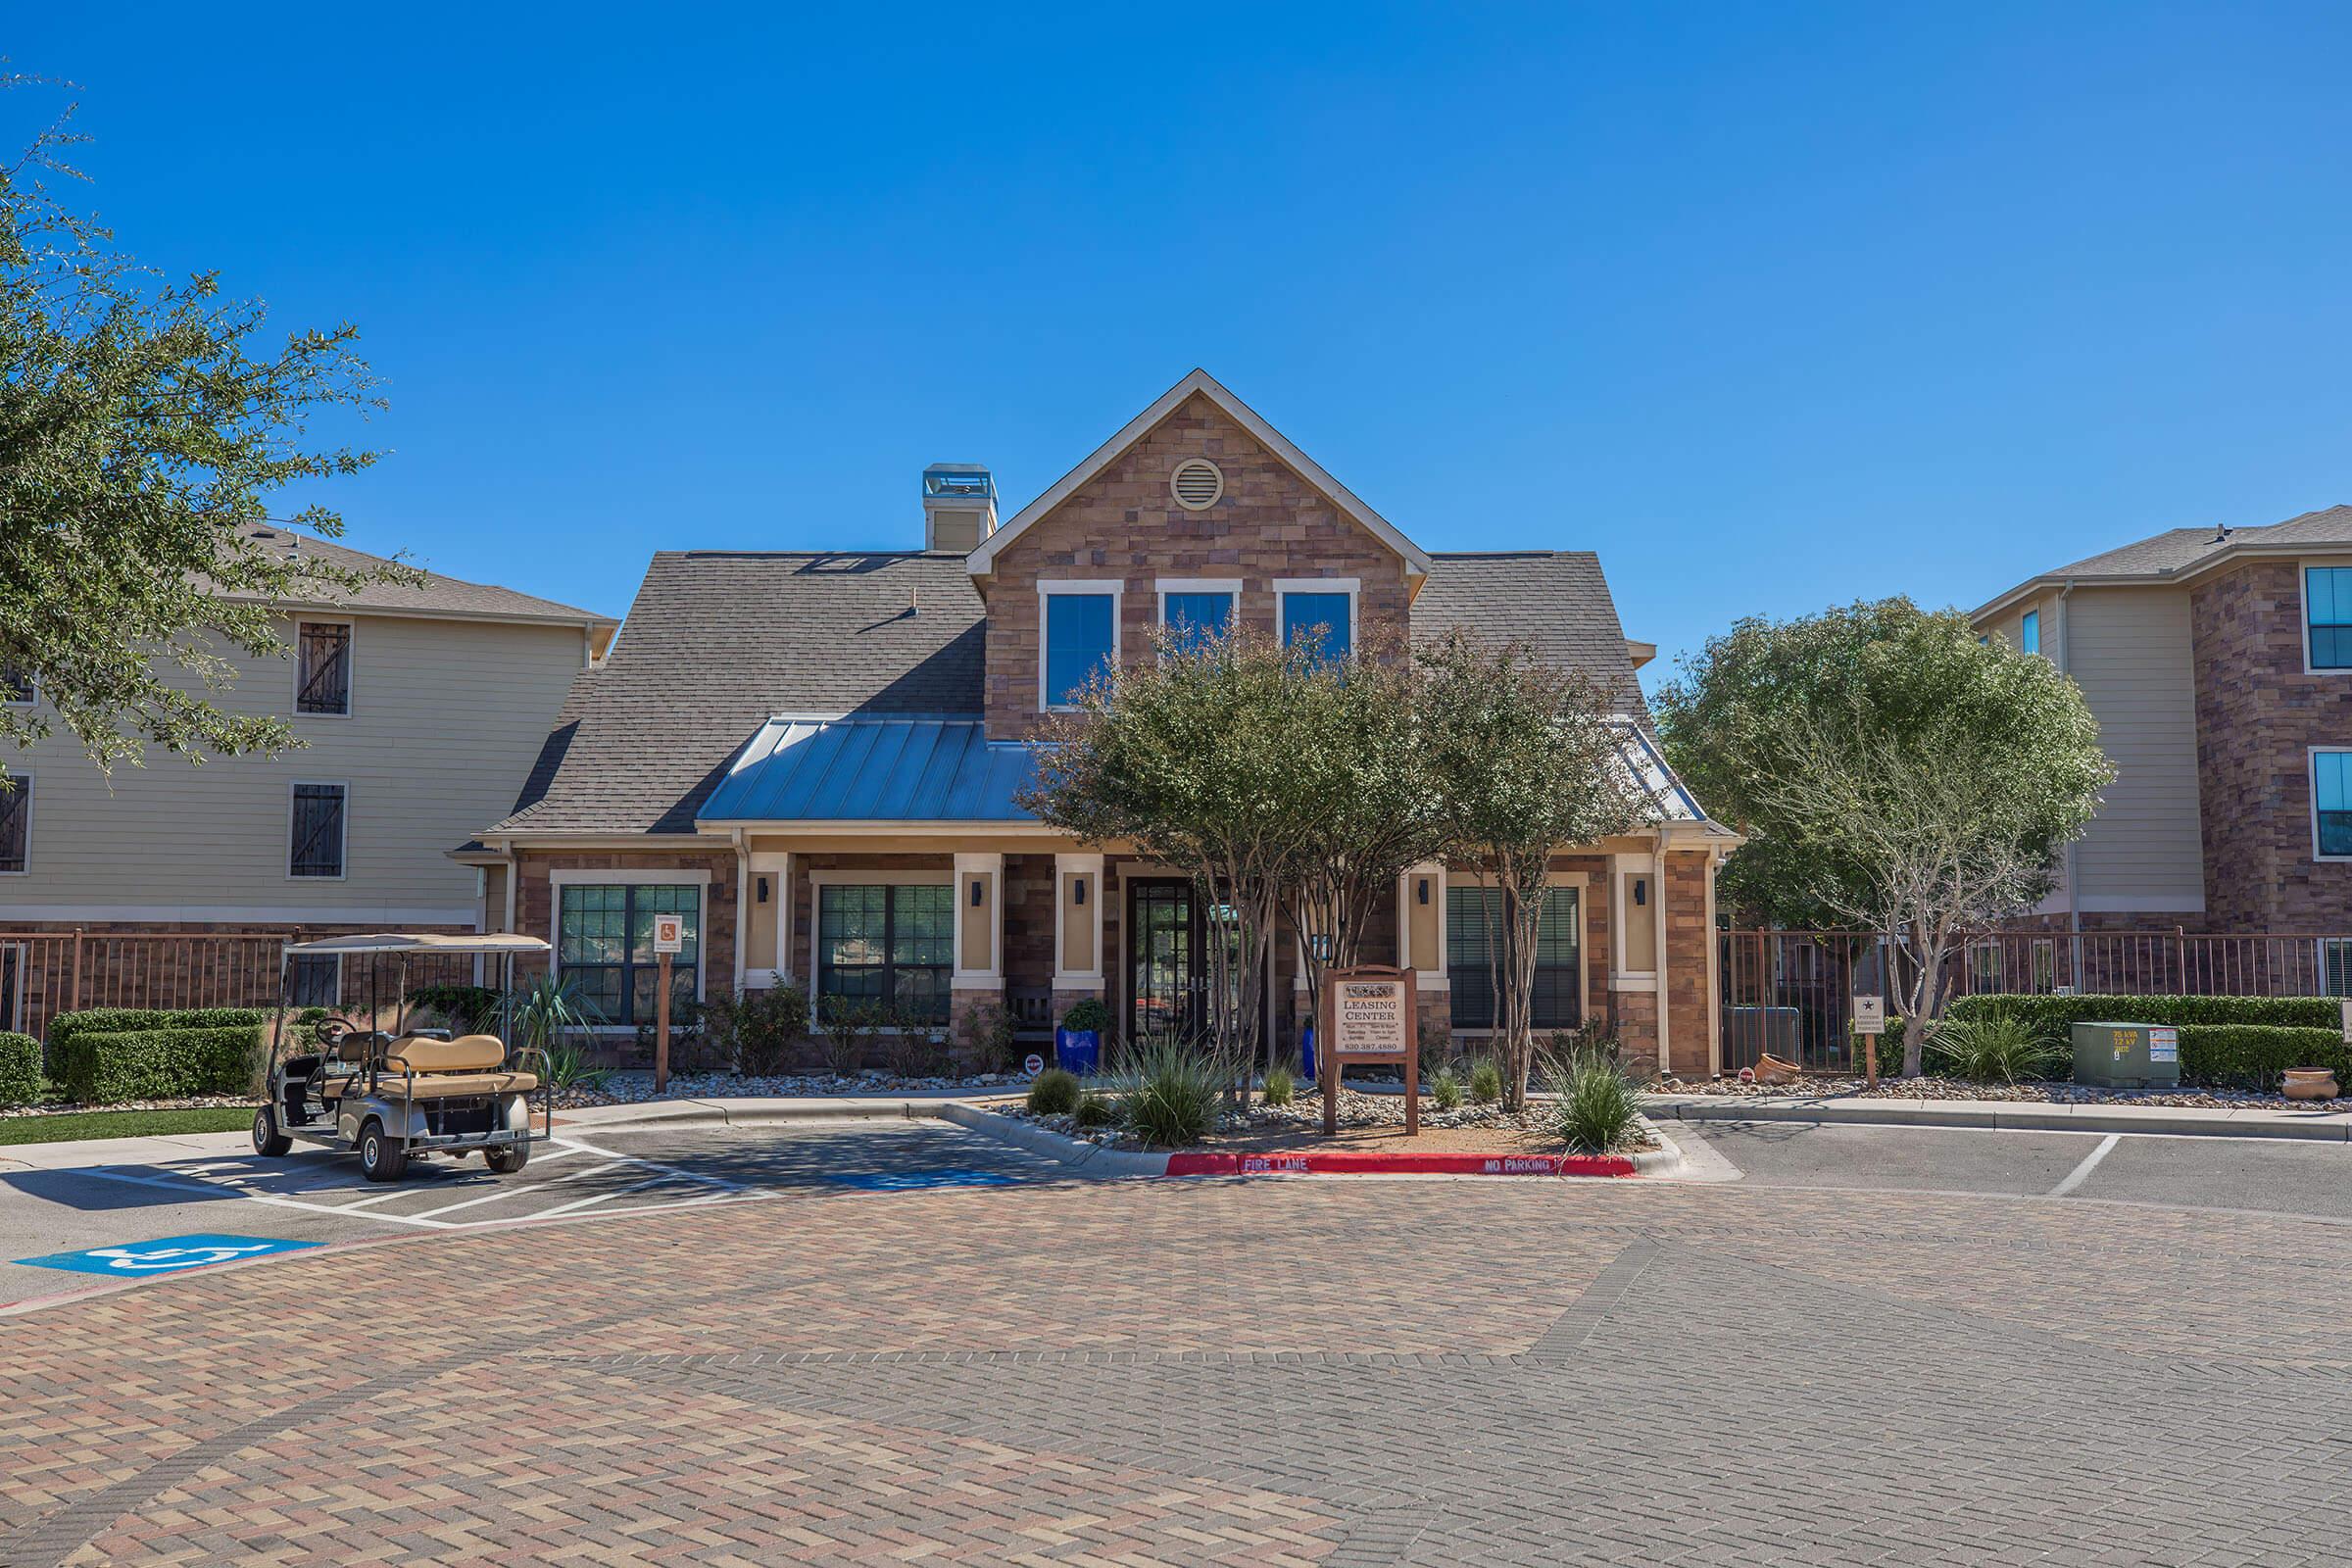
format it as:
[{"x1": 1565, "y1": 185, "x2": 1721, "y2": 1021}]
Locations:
[
  {"x1": 1927, "y1": 1014, "x2": 2062, "y2": 1085},
  {"x1": 1546, "y1": 1049, "x2": 1642, "y2": 1154},
  {"x1": 1072, "y1": 1091, "x2": 1121, "y2": 1130},
  {"x1": 1026, "y1": 1067, "x2": 1081, "y2": 1116},
  {"x1": 1262, "y1": 1061, "x2": 1296, "y2": 1106},
  {"x1": 1429, "y1": 1066, "x2": 1463, "y2": 1111},
  {"x1": 1467, "y1": 1056, "x2": 1503, "y2": 1104},
  {"x1": 1117, "y1": 1041, "x2": 1220, "y2": 1149}
]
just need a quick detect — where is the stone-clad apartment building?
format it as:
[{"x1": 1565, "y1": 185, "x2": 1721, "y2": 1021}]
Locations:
[
  {"x1": 466, "y1": 370, "x2": 1739, "y2": 1076},
  {"x1": 1973, "y1": 506, "x2": 2352, "y2": 937}
]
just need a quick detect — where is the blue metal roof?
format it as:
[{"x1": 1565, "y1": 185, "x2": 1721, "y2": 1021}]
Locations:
[{"x1": 697, "y1": 716, "x2": 1040, "y2": 824}]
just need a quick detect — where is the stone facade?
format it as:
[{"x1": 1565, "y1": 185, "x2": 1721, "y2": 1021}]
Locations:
[
  {"x1": 2190, "y1": 561, "x2": 2352, "y2": 930},
  {"x1": 977, "y1": 392, "x2": 1415, "y2": 740}
]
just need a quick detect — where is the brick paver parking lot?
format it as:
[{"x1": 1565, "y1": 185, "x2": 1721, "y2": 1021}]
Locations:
[{"x1": 5, "y1": 1147, "x2": 2352, "y2": 1566}]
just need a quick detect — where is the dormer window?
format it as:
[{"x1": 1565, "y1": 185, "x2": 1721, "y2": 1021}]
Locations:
[{"x1": 1039, "y1": 581, "x2": 1119, "y2": 710}]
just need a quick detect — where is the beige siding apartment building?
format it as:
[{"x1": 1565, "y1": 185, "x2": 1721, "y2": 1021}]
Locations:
[
  {"x1": 1973, "y1": 506, "x2": 2352, "y2": 938},
  {"x1": 1, "y1": 528, "x2": 614, "y2": 1004},
  {"x1": 468, "y1": 370, "x2": 1740, "y2": 1077}
]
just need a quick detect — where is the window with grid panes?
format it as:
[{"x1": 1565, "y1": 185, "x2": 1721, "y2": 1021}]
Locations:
[
  {"x1": 557, "y1": 883, "x2": 700, "y2": 1025},
  {"x1": 1445, "y1": 885, "x2": 1580, "y2": 1030},
  {"x1": 818, "y1": 883, "x2": 952, "y2": 1025}
]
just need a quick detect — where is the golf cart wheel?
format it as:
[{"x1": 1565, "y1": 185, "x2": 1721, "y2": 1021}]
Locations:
[
  {"x1": 358, "y1": 1118, "x2": 408, "y2": 1183},
  {"x1": 484, "y1": 1141, "x2": 530, "y2": 1175},
  {"x1": 252, "y1": 1105, "x2": 292, "y2": 1157}
]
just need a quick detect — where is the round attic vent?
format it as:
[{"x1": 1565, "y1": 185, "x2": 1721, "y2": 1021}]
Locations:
[{"x1": 1170, "y1": 458, "x2": 1224, "y2": 511}]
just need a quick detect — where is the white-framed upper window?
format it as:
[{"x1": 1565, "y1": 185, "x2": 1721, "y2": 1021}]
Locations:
[
  {"x1": 1154, "y1": 577, "x2": 1240, "y2": 655},
  {"x1": 0, "y1": 771, "x2": 28, "y2": 875},
  {"x1": 295, "y1": 619, "x2": 353, "y2": 716},
  {"x1": 289, "y1": 780, "x2": 349, "y2": 879},
  {"x1": 2313, "y1": 749, "x2": 2352, "y2": 861},
  {"x1": 1275, "y1": 577, "x2": 1358, "y2": 662},
  {"x1": 2305, "y1": 565, "x2": 2352, "y2": 674},
  {"x1": 1038, "y1": 580, "x2": 1121, "y2": 710},
  {"x1": 2019, "y1": 609, "x2": 2039, "y2": 657},
  {"x1": 0, "y1": 668, "x2": 32, "y2": 708}
]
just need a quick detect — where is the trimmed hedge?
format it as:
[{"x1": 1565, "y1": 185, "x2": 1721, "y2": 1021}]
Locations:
[
  {"x1": 0, "y1": 1031, "x2": 40, "y2": 1108},
  {"x1": 49, "y1": 1006, "x2": 270, "y2": 1053},
  {"x1": 2176, "y1": 1025, "x2": 2351, "y2": 1092},
  {"x1": 1888, "y1": 994, "x2": 2348, "y2": 1090},
  {"x1": 53, "y1": 1022, "x2": 264, "y2": 1105}
]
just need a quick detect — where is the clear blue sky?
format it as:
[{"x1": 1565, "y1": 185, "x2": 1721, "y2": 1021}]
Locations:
[{"x1": 15, "y1": 3, "x2": 2352, "y2": 688}]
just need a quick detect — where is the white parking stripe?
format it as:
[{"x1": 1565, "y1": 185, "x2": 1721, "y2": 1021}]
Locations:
[
  {"x1": 529, "y1": 1173, "x2": 688, "y2": 1221},
  {"x1": 400, "y1": 1160, "x2": 630, "y2": 1219},
  {"x1": 2050, "y1": 1133, "x2": 2123, "y2": 1197}
]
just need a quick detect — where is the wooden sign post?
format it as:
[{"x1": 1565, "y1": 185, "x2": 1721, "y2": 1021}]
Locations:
[
  {"x1": 1852, "y1": 994, "x2": 1886, "y2": 1089},
  {"x1": 1320, "y1": 965, "x2": 1420, "y2": 1137},
  {"x1": 652, "y1": 913, "x2": 685, "y2": 1096}
]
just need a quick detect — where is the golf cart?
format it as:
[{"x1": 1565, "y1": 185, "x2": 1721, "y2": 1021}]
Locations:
[{"x1": 254, "y1": 932, "x2": 556, "y2": 1183}]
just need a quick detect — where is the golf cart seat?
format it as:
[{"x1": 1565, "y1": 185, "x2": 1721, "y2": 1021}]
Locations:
[{"x1": 378, "y1": 1035, "x2": 540, "y2": 1097}]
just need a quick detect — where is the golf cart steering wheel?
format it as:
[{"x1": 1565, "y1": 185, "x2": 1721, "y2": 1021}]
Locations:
[{"x1": 312, "y1": 1014, "x2": 368, "y2": 1050}]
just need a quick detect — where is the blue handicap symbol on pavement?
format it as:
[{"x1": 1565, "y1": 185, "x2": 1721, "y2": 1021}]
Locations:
[
  {"x1": 14, "y1": 1233, "x2": 320, "y2": 1276},
  {"x1": 830, "y1": 1169, "x2": 1020, "y2": 1192}
]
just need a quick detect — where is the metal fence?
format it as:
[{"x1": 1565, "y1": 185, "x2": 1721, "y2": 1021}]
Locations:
[
  {"x1": 1719, "y1": 928, "x2": 2352, "y2": 1073},
  {"x1": 0, "y1": 930, "x2": 490, "y2": 1042}
]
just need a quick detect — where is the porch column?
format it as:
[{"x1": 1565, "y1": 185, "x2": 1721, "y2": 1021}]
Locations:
[
  {"x1": 1606, "y1": 851, "x2": 1662, "y2": 1079},
  {"x1": 1399, "y1": 862, "x2": 1449, "y2": 1044},
  {"x1": 1052, "y1": 853, "x2": 1105, "y2": 1021},
  {"x1": 953, "y1": 853, "x2": 1003, "y2": 1037}
]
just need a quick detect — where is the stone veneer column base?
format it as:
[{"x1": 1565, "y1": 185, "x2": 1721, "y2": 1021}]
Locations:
[
  {"x1": 1414, "y1": 985, "x2": 1452, "y2": 1052},
  {"x1": 1610, "y1": 990, "x2": 1660, "y2": 1080}
]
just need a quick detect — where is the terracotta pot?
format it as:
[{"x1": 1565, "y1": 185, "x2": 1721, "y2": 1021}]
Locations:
[
  {"x1": 2281, "y1": 1069, "x2": 2339, "y2": 1101},
  {"x1": 1754, "y1": 1052, "x2": 1802, "y2": 1087}
]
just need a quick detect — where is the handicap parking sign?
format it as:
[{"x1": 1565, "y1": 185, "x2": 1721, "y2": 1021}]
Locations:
[{"x1": 14, "y1": 1233, "x2": 320, "y2": 1276}]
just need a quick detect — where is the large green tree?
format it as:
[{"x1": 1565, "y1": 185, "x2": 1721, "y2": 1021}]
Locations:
[
  {"x1": 1419, "y1": 630, "x2": 1650, "y2": 1109},
  {"x1": 1, "y1": 85, "x2": 412, "y2": 778},
  {"x1": 1654, "y1": 598, "x2": 2113, "y2": 1073},
  {"x1": 1019, "y1": 624, "x2": 1322, "y2": 1097}
]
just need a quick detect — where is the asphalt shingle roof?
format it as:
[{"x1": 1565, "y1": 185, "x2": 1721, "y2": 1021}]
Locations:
[
  {"x1": 488, "y1": 547, "x2": 1651, "y2": 838},
  {"x1": 236, "y1": 525, "x2": 613, "y2": 625},
  {"x1": 489, "y1": 552, "x2": 985, "y2": 835},
  {"x1": 1414, "y1": 552, "x2": 1648, "y2": 713},
  {"x1": 2042, "y1": 505, "x2": 2352, "y2": 580}
]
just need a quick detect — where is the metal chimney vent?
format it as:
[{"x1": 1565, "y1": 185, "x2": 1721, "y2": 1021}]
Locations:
[{"x1": 1170, "y1": 458, "x2": 1224, "y2": 511}]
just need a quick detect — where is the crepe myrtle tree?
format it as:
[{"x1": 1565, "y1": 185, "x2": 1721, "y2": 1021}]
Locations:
[
  {"x1": 1279, "y1": 626, "x2": 1449, "y2": 1038},
  {"x1": 0, "y1": 82, "x2": 416, "y2": 781},
  {"x1": 1419, "y1": 630, "x2": 1652, "y2": 1111},
  {"x1": 1019, "y1": 624, "x2": 1324, "y2": 1101},
  {"x1": 1656, "y1": 599, "x2": 2111, "y2": 1075}
]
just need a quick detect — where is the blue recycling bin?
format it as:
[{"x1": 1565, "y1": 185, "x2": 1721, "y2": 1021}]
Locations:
[
  {"x1": 1299, "y1": 1023, "x2": 1315, "y2": 1085},
  {"x1": 1054, "y1": 1027, "x2": 1101, "y2": 1077}
]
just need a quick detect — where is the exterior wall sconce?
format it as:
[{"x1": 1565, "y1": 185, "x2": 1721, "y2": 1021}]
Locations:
[
  {"x1": 756, "y1": 875, "x2": 769, "y2": 905},
  {"x1": 970, "y1": 879, "x2": 985, "y2": 907},
  {"x1": 1416, "y1": 877, "x2": 1430, "y2": 906},
  {"x1": 1633, "y1": 877, "x2": 1647, "y2": 907},
  {"x1": 1074, "y1": 877, "x2": 1087, "y2": 906}
]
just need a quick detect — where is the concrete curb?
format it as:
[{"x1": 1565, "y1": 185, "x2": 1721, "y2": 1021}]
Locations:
[
  {"x1": 559, "y1": 1097, "x2": 1021, "y2": 1132},
  {"x1": 934, "y1": 1102, "x2": 1177, "y2": 1177},
  {"x1": 1629, "y1": 1113, "x2": 1685, "y2": 1177},
  {"x1": 1647, "y1": 1095, "x2": 2352, "y2": 1143}
]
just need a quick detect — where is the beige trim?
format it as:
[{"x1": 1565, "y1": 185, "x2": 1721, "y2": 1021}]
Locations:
[
  {"x1": 953, "y1": 851, "x2": 1003, "y2": 983},
  {"x1": 1054, "y1": 851, "x2": 1105, "y2": 989},
  {"x1": 968, "y1": 368, "x2": 1433, "y2": 580},
  {"x1": 1653, "y1": 850, "x2": 1671, "y2": 1073}
]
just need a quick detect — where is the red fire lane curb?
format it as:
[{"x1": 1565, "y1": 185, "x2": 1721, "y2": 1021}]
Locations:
[{"x1": 1161, "y1": 1151, "x2": 1637, "y2": 1178}]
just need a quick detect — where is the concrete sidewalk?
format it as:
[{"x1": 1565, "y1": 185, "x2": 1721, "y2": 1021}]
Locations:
[{"x1": 1650, "y1": 1092, "x2": 2352, "y2": 1141}]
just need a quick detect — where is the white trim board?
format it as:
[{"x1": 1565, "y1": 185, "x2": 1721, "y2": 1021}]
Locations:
[
  {"x1": 0, "y1": 904, "x2": 478, "y2": 924},
  {"x1": 968, "y1": 369, "x2": 1433, "y2": 580}
]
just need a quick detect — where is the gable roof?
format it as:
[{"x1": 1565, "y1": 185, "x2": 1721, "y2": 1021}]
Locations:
[
  {"x1": 484, "y1": 551, "x2": 984, "y2": 836},
  {"x1": 233, "y1": 524, "x2": 615, "y2": 631},
  {"x1": 1414, "y1": 552, "x2": 1648, "y2": 714},
  {"x1": 967, "y1": 369, "x2": 1434, "y2": 580},
  {"x1": 1973, "y1": 505, "x2": 2352, "y2": 620}
]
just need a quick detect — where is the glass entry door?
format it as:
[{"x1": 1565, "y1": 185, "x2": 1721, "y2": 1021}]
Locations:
[{"x1": 1128, "y1": 879, "x2": 1200, "y2": 1043}]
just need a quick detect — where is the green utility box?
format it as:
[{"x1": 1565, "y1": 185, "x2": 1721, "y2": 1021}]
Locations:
[{"x1": 2070, "y1": 1021, "x2": 2180, "y2": 1089}]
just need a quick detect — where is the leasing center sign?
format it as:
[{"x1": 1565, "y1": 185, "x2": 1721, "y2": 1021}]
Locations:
[{"x1": 1330, "y1": 973, "x2": 1413, "y2": 1058}]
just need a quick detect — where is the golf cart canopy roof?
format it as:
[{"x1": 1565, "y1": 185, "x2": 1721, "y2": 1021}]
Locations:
[{"x1": 282, "y1": 932, "x2": 553, "y2": 957}]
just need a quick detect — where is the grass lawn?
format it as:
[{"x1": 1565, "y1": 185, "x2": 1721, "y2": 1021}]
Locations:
[{"x1": 0, "y1": 1105, "x2": 257, "y2": 1146}]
